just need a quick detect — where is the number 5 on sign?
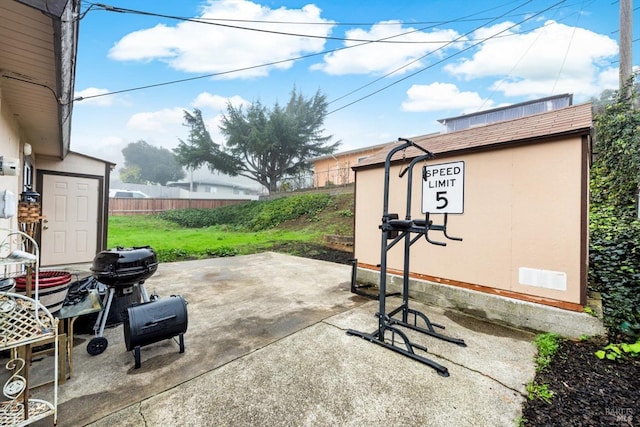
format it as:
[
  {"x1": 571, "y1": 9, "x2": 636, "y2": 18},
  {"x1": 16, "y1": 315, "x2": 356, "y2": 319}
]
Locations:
[{"x1": 422, "y1": 161, "x2": 465, "y2": 214}]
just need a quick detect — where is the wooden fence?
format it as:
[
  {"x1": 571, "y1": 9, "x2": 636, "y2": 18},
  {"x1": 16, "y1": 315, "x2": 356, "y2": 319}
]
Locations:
[{"x1": 108, "y1": 198, "x2": 250, "y2": 216}]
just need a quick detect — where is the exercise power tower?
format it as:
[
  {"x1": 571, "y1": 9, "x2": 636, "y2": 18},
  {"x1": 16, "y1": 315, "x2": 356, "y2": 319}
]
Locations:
[{"x1": 347, "y1": 137, "x2": 466, "y2": 377}]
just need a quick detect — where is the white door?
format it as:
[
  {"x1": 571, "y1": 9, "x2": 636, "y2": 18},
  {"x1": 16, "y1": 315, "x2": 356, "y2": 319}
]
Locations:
[{"x1": 40, "y1": 174, "x2": 99, "y2": 266}]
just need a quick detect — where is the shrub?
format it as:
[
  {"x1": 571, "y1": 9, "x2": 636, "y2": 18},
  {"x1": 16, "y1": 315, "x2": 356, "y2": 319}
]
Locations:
[
  {"x1": 589, "y1": 206, "x2": 640, "y2": 339},
  {"x1": 157, "y1": 193, "x2": 333, "y2": 232},
  {"x1": 204, "y1": 246, "x2": 239, "y2": 258}
]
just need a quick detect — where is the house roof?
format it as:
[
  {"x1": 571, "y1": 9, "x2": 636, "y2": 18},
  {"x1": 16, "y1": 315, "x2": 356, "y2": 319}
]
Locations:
[
  {"x1": 312, "y1": 142, "x2": 391, "y2": 162},
  {"x1": 353, "y1": 102, "x2": 592, "y2": 169},
  {"x1": 436, "y1": 93, "x2": 573, "y2": 124},
  {"x1": 167, "y1": 180, "x2": 260, "y2": 193},
  {"x1": 0, "y1": 0, "x2": 79, "y2": 159}
]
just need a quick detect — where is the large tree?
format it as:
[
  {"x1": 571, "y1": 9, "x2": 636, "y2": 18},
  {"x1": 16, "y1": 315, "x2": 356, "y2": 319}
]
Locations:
[
  {"x1": 121, "y1": 140, "x2": 185, "y2": 185},
  {"x1": 175, "y1": 89, "x2": 339, "y2": 192}
]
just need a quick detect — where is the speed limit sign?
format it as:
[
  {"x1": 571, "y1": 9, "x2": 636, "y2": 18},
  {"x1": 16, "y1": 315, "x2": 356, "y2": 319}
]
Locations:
[{"x1": 422, "y1": 161, "x2": 464, "y2": 214}]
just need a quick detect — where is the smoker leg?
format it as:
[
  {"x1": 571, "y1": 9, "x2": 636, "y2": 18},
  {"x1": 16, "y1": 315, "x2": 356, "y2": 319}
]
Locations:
[
  {"x1": 178, "y1": 334, "x2": 184, "y2": 353},
  {"x1": 134, "y1": 346, "x2": 141, "y2": 369},
  {"x1": 178, "y1": 333, "x2": 185, "y2": 353}
]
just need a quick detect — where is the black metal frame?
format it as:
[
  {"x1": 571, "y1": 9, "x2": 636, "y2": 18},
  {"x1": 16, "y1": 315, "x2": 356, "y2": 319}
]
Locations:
[
  {"x1": 347, "y1": 138, "x2": 466, "y2": 377},
  {"x1": 350, "y1": 258, "x2": 401, "y2": 300}
]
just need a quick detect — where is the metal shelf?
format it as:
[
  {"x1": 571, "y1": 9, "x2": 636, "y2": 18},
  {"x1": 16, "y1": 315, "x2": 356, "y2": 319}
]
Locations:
[{"x1": 0, "y1": 229, "x2": 57, "y2": 426}]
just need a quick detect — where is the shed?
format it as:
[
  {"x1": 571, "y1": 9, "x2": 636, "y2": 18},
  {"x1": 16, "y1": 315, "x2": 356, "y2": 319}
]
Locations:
[{"x1": 352, "y1": 102, "x2": 592, "y2": 311}]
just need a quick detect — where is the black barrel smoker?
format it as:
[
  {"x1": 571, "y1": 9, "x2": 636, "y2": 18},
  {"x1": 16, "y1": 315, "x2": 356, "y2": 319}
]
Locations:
[
  {"x1": 88, "y1": 246, "x2": 158, "y2": 355},
  {"x1": 123, "y1": 295, "x2": 188, "y2": 369}
]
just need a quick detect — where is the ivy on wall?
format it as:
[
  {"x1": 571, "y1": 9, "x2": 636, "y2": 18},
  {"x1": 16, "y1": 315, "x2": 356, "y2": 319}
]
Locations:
[{"x1": 589, "y1": 87, "x2": 640, "y2": 340}]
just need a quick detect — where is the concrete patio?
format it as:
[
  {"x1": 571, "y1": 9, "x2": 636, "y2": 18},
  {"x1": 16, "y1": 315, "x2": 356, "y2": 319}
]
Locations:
[{"x1": 27, "y1": 252, "x2": 536, "y2": 426}]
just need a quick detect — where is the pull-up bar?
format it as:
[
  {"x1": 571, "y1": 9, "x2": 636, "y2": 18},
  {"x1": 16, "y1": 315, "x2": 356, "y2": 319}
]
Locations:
[{"x1": 348, "y1": 137, "x2": 466, "y2": 377}]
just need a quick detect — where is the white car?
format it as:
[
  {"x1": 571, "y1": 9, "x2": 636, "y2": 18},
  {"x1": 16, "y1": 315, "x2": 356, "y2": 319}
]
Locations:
[{"x1": 109, "y1": 189, "x2": 150, "y2": 198}]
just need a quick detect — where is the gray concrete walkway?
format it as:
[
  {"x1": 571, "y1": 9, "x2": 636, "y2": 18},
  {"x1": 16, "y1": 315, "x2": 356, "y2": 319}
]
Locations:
[{"x1": 31, "y1": 252, "x2": 536, "y2": 426}]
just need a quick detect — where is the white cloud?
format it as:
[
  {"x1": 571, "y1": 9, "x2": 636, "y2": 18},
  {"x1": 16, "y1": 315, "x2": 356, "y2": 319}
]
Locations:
[
  {"x1": 108, "y1": 0, "x2": 334, "y2": 79},
  {"x1": 74, "y1": 87, "x2": 115, "y2": 106},
  {"x1": 312, "y1": 21, "x2": 464, "y2": 75},
  {"x1": 402, "y1": 82, "x2": 493, "y2": 113},
  {"x1": 444, "y1": 20, "x2": 618, "y2": 99},
  {"x1": 597, "y1": 66, "x2": 619, "y2": 90},
  {"x1": 191, "y1": 93, "x2": 250, "y2": 111},
  {"x1": 126, "y1": 108, "x2": 186, "y2": 132}
]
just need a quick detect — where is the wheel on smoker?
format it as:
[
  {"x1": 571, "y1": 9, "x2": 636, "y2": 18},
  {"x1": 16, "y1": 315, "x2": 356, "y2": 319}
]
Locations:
[{"x1": 87, "y1": 336, "x2": 108, "y2": 355}]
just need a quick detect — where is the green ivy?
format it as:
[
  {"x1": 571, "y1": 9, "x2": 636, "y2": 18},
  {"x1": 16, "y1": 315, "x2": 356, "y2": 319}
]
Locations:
[
  {"x1": 595, "y1": 339, "x2": 640, "y2": 361},
  {"x1": 589, "y1": 87, "x2": 640, "y2": 340}
]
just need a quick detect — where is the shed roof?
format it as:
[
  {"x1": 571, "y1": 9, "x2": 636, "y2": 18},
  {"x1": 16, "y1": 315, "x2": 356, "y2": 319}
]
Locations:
[{"x1": 353, "y1": 102, "x2": 592, "y2": 169}]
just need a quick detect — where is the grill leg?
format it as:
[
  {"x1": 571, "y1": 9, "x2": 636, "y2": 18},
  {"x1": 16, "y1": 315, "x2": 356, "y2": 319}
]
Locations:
[
  {"x1": 139, "y1": 283, "x2": 149, "y2": 303},
  {"x1": 178, "y1": 333, "x2": 185, "y2": 353},
  {"x1": 93, "y1": 287, "x2": 115, "y2": 337},
  {"x1": 134, "y1": 346, "x2": 141, "y2": 369}
]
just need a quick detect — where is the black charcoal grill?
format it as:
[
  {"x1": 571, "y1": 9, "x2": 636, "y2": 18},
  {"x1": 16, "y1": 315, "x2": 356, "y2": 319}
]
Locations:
[
  {"x1": 124, "y1": 295, "x2": 188, "y2": 369},
  {"x1": 87, "y1": 246, "x2": 158, "y2": 355},
  {"x1": 91, "y1": 246, "x2": 158, "y2": 288}
]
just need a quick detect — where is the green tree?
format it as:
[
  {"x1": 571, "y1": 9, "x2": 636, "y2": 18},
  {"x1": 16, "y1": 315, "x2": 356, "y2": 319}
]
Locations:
[
  {"x1": 173, "y1": 109, "x2": 238, "y2": 174},
  {"x1": 119, "y1": 164, "x2": 144, "y2": 184},
  {"x1": 121, "y1": 140, "x2": 185, "y2": 185},
  {"x1": 176, "y1": 89, "x2": 339, "y2": 192}
]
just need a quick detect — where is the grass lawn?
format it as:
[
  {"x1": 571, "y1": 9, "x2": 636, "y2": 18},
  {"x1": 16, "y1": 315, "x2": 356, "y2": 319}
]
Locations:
[
  {"x1": 108, "y1": 215, "x2": 321, "y2": 259},
  {"x1": 107, "y1": 192, "x2": 354, "y2": 262}
]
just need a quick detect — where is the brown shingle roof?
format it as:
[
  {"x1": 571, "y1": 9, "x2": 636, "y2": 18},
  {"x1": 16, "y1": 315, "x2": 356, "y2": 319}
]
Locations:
[{"x1": 354, "y1": 102, "x2": 592, "y2": 169}]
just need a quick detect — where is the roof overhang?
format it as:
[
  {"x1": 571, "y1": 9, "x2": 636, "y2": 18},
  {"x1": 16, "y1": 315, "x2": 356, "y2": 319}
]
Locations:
[
  {"x1": 0, "y1": 0, "x2": 79, "y2": 159},
  {"x1": 353, "y1": 103, "x2": 593, "y2": 171}
]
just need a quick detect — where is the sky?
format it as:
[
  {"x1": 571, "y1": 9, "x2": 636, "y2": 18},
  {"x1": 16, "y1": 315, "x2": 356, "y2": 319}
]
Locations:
[{"x1": 70, "y1": 0, "x2": 632, "y2": 188}]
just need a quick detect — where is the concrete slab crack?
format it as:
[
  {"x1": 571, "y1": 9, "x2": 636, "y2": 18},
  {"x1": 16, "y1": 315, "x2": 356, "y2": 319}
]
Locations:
[{"x1": 139, "y1": 402, "x2": 148, "y2": 426}]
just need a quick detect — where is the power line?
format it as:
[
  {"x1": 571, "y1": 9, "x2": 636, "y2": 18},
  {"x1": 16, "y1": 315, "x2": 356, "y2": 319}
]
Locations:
[
  {"x1": 75, "y1": 0, "x2": 574, "y2": 112},
  {"x1": 85, "y1": 1, "x2": 577, "y2": 45},
  {"x1": 328, "y1": 0, "x2": 535, "y2": 106},
  {"x1": 327, "y1": 0, "x2": 567, "y2": 115},
  {"x1": 73, "y1": 1, "x2": 525, "y2": 102}
]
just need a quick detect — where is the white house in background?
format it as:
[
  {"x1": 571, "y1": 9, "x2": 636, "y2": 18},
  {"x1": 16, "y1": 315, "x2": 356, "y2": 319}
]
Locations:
[
  {"x1": 167, "y1": 179, "x2": 262, "y2": 199},
  {"x1": 0, "y1": 0, "x2": 113, "y2": 266}
]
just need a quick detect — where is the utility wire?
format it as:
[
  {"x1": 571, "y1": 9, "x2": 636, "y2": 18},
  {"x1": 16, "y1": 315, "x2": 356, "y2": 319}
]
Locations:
[
  {"x1": 86, "y1": 1, "x2": 575, "y2": 44},
  {"x1": 71, "y1": 3, "x2": 495, "y2": 101},
  {"x1": 550, "y1": 0, "x2": 585, "y2": 94},
  {"x1": 75, "y1": 1, "x2": 570, "y2": 103},
  {"x1": 474, "y1": 0, "x2": 584, "y2": 111},
  {"x1": 83, "y1": 0, "x2": 585, "y2": 28},
  {"x1": 328, "y1": 0, "x2": 533, "y2": 105},
  {"x1": 327, "y1": 0, "x2": 567, "y2": 115}
]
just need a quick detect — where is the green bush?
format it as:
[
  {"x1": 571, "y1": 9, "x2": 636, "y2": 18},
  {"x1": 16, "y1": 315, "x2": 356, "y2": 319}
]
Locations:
[
  {"x1": 248, "y1": 193, "x2": 331, "y2": 231},
  {"x1": 155, "y1": 248, "x2": 192, "y2": 262},
  {"x1": 157, "y1": 193, "x2": 332, "y2": 232},
  {"x1": 204, "y1": 246, "x2": 239, "y2": 258},
  {"x1": 157, "y1": 201, "x2": 262, "y2": 229},
  {"x1": 589, "y1": 206, "x2": 640, "y2": 339}
]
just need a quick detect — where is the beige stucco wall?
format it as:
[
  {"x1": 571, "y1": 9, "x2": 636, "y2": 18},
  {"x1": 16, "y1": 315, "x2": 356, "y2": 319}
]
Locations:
[
  {"x1": 354, "y1": 136, "x2": 586, "y2": 305},
  {"x1": 314, "y1": 147, "x2": 384, "y2": 187},
  {"x1": 36, "y1": 152, "x2": 108, "y2": 176}
]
